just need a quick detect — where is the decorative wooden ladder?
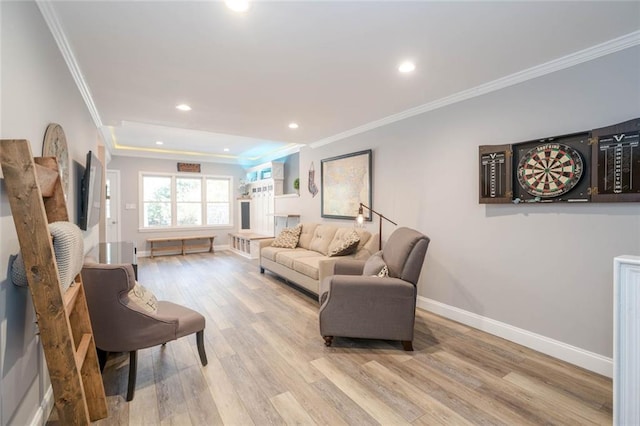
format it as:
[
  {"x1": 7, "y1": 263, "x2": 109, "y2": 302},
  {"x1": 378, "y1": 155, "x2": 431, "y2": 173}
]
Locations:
[{"x1": 0, "y1": 139, "x2": 108, "y2": 424}]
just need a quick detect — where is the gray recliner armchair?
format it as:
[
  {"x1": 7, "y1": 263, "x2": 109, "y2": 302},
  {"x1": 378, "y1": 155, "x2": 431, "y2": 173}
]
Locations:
[
  {"x1": 81, "y1": 263, "x2": 207, "y2": 401},
  {"x1": 319, "y1": 227, "x2": 430, "y2": 351}
]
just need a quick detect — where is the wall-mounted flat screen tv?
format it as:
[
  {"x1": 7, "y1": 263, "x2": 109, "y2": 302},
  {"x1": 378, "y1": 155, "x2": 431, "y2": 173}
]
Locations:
[{"x1": 78, "y1": 150, "x2": 103, "y2": 231}]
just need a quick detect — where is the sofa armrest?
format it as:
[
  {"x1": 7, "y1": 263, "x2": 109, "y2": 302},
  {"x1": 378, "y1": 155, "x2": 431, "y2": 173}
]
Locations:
[
  {"x1": 320, "y1": 275, "x2": 414, "y2": 306},
  {"x1": 258, "y1": 238, "x2": 275, "y2": 250}
]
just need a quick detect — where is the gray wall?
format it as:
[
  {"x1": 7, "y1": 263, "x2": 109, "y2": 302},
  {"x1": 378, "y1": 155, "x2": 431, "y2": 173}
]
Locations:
[
  {"x1": 298, "y1": 46, "x2": 640, "y2": 358},
  {"x1": 276, "y1": 152, "x2": 300, "y2": 194},
  {"x1": 0, "y1": 2, "x2": 102, "y2": 424},
  {"x1": 107, "y1": 155, "x2": 246, "y2": 254}
]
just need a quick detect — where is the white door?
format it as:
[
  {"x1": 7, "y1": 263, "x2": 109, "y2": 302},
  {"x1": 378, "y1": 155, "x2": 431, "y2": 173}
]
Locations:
[{"x1": 105, "y1": 170, "x2": 121, "y2": 242}]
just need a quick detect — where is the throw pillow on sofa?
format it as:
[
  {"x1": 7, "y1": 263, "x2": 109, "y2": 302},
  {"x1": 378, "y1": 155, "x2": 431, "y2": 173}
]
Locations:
[
  {"x1": 327, "y1": 229, "x2": 360, "y2": 257},
  {"x1": 272, "y1": 223, "x2": 302, "y2": 248},
  {"x1": 362, "y1": 251, "x2": 389, "y2": 277}
]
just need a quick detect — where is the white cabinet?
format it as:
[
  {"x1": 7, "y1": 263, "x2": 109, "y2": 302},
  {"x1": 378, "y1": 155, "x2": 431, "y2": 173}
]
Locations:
[{"x1": 245, "y1": 161, "x2": 283, "y2": 236}]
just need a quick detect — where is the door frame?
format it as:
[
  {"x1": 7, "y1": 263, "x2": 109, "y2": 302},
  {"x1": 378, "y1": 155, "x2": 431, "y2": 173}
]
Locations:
[{"x1": 106, "y1": 169, "x2": 122, "y2": 243}]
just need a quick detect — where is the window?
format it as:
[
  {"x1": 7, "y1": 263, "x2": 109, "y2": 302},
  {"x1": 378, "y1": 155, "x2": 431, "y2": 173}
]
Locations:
[
  {"x1": 177, "y1": 177, "x2": 202, "y2": 226},
  {"x1": 140, "y1": 173, "x2": 232, "y2": 229},
  {"x1": 206, "y1": 178, "x2": 230, "y2": 225}
]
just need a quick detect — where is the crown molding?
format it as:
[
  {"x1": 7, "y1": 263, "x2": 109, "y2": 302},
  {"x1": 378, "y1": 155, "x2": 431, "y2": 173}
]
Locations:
[
  {"x1": 36, "y1": 1, "x2": 103, "y2": 130},
  {"x1": 310, "y1": 30, "x2": 640, "y2": 149}
]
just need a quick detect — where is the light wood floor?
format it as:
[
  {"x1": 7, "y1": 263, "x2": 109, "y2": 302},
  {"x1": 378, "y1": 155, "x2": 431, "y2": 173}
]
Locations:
[{"x1": 50, "y1": 251, "x2": 612, "y2": 425}]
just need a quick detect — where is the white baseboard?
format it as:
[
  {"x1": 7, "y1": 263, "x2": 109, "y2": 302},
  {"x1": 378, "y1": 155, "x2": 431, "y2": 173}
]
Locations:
[
  {"x1": 417, "y1": 296, "x2": 613, "y2": 378},
  {"x1": 29, "y1": 385, "x2": 54, "y2": 426},
  {"x1": 137, "y1": 244, "x2": 230, "y2": 258}
]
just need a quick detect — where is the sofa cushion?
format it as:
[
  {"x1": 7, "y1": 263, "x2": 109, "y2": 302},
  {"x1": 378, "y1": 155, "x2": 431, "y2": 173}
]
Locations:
[
  {"x1": 363, "y1": 251, "x2": 387, "y2": 276},
  {"x1": 271, "y1": 223, "x2": 302, "y2": 248},
  {"x1": 327, "y1": 229, "x2": 360, "y2": 257},
  {"x1": 276, "y1": 249, "x2": 321, "y2": 269},
  {"x1": 261, "y1": 246, "x2": 296, "y2": 262},
  {"x1": 308, "y1": 225, "x2": 338, "y2": 255},
  {"x1": 292, "y1": 256, "x2": 327, "y2": 280},
  {"x1": 297, "y1": 223, "x2": 319, "y2": 249}
]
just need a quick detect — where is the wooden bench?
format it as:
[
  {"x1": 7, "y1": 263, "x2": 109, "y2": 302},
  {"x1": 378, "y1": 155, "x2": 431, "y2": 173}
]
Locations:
[{"x1": 147, "y1": 235, "x2": 215, "y2": 258}]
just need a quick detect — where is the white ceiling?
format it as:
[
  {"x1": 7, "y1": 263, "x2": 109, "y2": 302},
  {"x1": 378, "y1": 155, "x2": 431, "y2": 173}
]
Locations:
[{"x1": 46, "y1": 1, "x2": 640, "y2": 166}]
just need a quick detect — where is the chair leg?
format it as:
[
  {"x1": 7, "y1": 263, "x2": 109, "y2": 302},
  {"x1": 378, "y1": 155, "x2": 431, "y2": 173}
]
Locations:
[
  {"x1": 323, "y1": 336, "x2": 333, "y2": 347},
  {"x1": 126, "y1": 350, "x2": 138, "y2": 402},
  {"x1": 401, "y1": 340, "x2": 413, "y2": 351},
  {"x1": 196, "y1": 330, "x2": 208, "y2": 366}
]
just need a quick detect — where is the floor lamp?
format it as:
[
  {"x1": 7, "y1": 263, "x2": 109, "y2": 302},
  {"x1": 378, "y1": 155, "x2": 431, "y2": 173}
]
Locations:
[{"x1": 355, "y1": 203, "x2": 397, "y2": 250}]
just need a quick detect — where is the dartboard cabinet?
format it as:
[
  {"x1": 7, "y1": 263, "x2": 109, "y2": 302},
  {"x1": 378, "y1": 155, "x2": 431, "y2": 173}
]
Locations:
[{"x1": 479, "y1": 117, "x2": 640, "y2": 204}]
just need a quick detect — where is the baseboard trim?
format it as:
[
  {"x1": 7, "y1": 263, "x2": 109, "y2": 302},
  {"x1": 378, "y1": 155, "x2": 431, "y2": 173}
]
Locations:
[
  {"x1": 29, "y1": 385, "x2": 54, "y2": 426},
  {"x1": 417, "y1": 296, "x2": 613, "y2": 378}
]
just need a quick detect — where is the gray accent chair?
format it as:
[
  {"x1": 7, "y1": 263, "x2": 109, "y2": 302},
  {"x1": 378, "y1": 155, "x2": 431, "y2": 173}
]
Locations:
[
  {"x1": 81, "y1": 263, "x2": 207, "y2": 401},
  {"x1": 319, "y1": 227, "x2": 430, "y2": 351}
]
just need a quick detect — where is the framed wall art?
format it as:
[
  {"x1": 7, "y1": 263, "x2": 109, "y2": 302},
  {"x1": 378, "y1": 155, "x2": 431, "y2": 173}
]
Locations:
[{"x1": 321, "y1": 149, "x2": 372, "y2": 220}]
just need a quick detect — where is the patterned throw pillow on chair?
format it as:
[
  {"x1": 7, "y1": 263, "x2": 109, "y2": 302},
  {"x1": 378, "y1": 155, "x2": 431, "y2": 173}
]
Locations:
[
  {"x1": 271, "y1": 223, "x2": 302, "y2": 248},
  {"x1": 128, "y1": 281, "x2": 158, "y2": 313},
  {"x1": 376, "y1": 265, "x2": 389, "y2": 277}
]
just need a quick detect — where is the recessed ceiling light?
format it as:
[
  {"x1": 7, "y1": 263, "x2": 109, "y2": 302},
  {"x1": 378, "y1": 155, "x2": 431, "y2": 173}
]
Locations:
[
  {"x1": 176, "y1": 104, "x2": 192, "y2": 111},
  {"x1": 224, "y1": 148, "x2": 230, "y2": 152},
  {"x1": 288, "y1": 122, "x2": 299, "y2": 129},
  {"x1": 155, "y1": 141, "x2": 164, "y2": 145},
  {"x1": 226, "y1": 0, "x2": 250, "y2": 13},
  {"x1": 398, "y1": 61, "x2": 416, "y2": 73}
]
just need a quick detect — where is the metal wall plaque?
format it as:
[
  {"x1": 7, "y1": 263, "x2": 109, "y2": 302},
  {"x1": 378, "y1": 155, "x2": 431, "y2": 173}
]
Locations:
[{"x1": 177, "y1": 162, "x2": 201, "y2": 173}]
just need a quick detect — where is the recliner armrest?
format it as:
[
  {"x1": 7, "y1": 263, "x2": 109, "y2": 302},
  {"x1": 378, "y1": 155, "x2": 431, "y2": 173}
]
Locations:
[
  {"x1": 317, "y1": 258, "x2": 365, "y2": 287},
  {"x1": 333, "y1": 259, "x2": 366, "y2": 275},
  {"x1": 319, "y1": 274, "x2": 415, "y2": 309}
]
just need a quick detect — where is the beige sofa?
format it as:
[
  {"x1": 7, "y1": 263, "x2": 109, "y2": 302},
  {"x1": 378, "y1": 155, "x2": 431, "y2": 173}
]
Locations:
[{"x1": 259, "y1": 223, "x2": 378, "y2": 295}]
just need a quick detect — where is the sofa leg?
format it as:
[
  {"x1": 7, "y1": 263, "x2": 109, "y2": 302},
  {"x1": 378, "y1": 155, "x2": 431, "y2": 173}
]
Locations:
[
  {"x1": 126, "y1": 350, "x2": 138, "y2": 401},
  {"x1": 401, "y1": 340, "x2": 413, "y2": 351},
  {"x1": 323, "y1": 336, "x2": 333, "y2": 347},
  {"x1": 196, "y1": 330, "x2": 208, "y2": 366},
  {"x1": 260, "y1": 266, "x2": 265, "y2": 274}
]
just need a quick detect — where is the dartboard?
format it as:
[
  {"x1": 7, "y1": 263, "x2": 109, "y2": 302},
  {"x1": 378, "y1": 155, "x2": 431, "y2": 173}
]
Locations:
[{"x1": 517, "y1": 143, "x2": 584, "y2": 198}]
